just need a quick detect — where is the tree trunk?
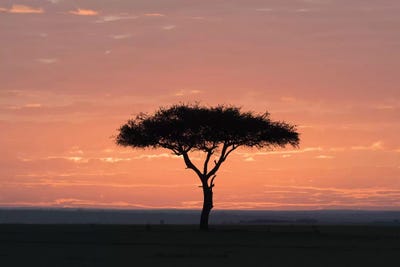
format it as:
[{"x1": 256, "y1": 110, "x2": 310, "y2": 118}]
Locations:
[{"x1": 200, "y1": 185, "x2": 213, "y2": 230}]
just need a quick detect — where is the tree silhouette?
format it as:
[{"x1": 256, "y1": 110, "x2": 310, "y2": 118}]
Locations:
[{"x1": 116, "y1": 104, "x2": 300, "y2": 230}]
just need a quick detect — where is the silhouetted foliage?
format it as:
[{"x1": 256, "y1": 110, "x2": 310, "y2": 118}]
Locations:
[{"x1": 116, "y1": 104, "x2": 300, "y2": 230}]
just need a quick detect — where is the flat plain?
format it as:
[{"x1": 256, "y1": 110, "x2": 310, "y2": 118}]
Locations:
[{"x1": 1, "y1": 224, "x2": 399, "y2": 266}]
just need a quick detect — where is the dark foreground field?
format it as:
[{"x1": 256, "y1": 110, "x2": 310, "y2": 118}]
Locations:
[{"x1": 1, "y1": 224, "x2": 399, "y2": 267}]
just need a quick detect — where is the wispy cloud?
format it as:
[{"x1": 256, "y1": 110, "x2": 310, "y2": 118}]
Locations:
[
  {"x1": 315, "y1": 155, "x2": 334, "y2": 159},
  {"x1": 351, "y1": 141, "x2": 384, "y2": 151},
  {"x1": 374, "y1": 105, "x2": 396, "y2": 110},
  {"x1": 100, "y1": 157, "x2": 131, "y2": 163},
  {"x1": 239, "y1": 141, "x2": 393, "y2": 161},
  {"x1": 69, "y1": 8, "x2": 98, "y2": 16},
  {"x1": 190, "y1": 16, "x2": 207, "y2": 20},
  {"x1": 145, "y1": 13, "x2": 165, "y2": 17},
  {"x1": 68, "y1": 146, "x2": 84, "y2": 155},
  {"x1": 187, "y1": 185, "x2": 400, "y2": 209},
  {"x1": 24, "y1": 103, "x2": 42, "y2": 108},
  {"x1": 372, "y1": 101, "x2": 400, "y2": 110},
  {"x1": 174, "y1": 89, "x2": 202, "y2": 96},
  {"x1": 3, "y1": 178, "x2": 195, "y2": 189},
  {"x1": 3, "y1": 103, "x2": 43, "y2": 110},
  {"x1": 6, "y1": 5, "x2": 44, "y2": 14},
  {"x1": 295, "y1": 8, "x2": 313, "y2": 13},
  {"x1": 110, "y1": 34, "x2": 132, "y2": 40},
  {"x1": 95, "y1": 14, "x2": 138, "y2": 23},
  {"x1": 162, "y1": 25, "x2": 176, "y2": 30},
  {"x1": 46, "y1": 156, "x2": 88, "y2": 163},
  {"x1": 261, "y1": 185, "x2": 400, "y2": 208},
  {"x1": 239, "y1": 147, "x2": 323, "y2": 158},
  {"x1": 38, "y1": 33, "x2": 48, "y2": 38},
  {"x1": 134, "y1": 153, "x2": 180, "y2": 160},
  {"x1": 0, "y1": 199, "x2": 190, "y2": 209},
  {"x1": 280, "y1": 96, "x2": 298, "y2": 103},
  {"x1": 22, "y1": 152, "x2": 179, "y2": 164},
  {"x1": 15, "y1": 172, "x2": 127, "y2": 179},
  {"x1": 36, "y1": 58, "x2": 58, "y2": 64},
  {"x1": 34, "y1": 199, "x2": 151, "y2": 209}
]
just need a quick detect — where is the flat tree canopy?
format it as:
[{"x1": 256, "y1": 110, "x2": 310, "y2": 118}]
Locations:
[{"x1": 116, "y1": 104, "x2": 299, "y2": 230}]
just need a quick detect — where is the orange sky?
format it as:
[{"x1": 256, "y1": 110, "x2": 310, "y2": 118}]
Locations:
[{"x1": 0, "y1": 0, "x2": 399, "y2": 210}]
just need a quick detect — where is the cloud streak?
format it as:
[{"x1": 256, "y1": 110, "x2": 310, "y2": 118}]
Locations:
[
  {"x1": 18, "y1": 153, "x2": 180, "y2": 164},
  {"x1": 3, "y1": 5, "x2": 44, "y2": 14},
  {"x1": 162, "y1": 25, "x2": 176, "y2": 30},
  {"x1": 351, "y1": 141, "x2": 384, "y2": 151},
  {"x1": 315, "y1": 155, "x2": 334, "y2": 159},
  {"x1": 239, "y1": 141, "x2": 392, "y2": 161},
  {"x1": 238, "y1": 147, "x2": 323, "y2": 160},
  {"x1": 110, "y1": 34, "x2": 132, "y2": 40},
  {"x1": 95, "y1": 15, "x2": 138, "y2": 23},
  {"x1": 260, "y1": 185, "x2": 400, "y2": 208},
  {"x1": 2, "y1": 179, "x2": 195, "y2": 189},
  {"x1": 174, "y1": 89, "x2": 202, "y2": 96},
  {"x1": 69, "y1": 8, "x2": 98, "y2": 16},
  {"x1": 36, "y1": 58, "x2": 58, "y2": 64},
  {"x1": 186, "y1": 185, "x2": 400, "y2": 209},
  {"x1": 0, "y1": 199, "x2": 152, "y2": 209},
  {"x1": 145, "y1": 13, "x2": 165, "y2": 17}
]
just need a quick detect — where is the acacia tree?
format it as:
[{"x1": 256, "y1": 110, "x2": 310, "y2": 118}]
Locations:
[{"x1": 116, "y1": 104, "x2": 299, "y2": 230}]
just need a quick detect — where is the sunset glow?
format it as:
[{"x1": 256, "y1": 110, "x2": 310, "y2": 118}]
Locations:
[{"x1": 1, "y1": 0, "x2": 399, "y2": 210}]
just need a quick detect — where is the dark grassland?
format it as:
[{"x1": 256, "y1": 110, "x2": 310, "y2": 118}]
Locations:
[{"x1": 1, "y1": 224, "x2": 399, "y2": 266}]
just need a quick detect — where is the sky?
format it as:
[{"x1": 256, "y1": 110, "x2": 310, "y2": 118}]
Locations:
[{"x1": 0, "y1": 0, "x2": 399, "y2": 210}]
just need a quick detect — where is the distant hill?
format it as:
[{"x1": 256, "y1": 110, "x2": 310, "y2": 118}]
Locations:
[{"x1": 1, "y1": 208, "x2": 400, "y2": 225}]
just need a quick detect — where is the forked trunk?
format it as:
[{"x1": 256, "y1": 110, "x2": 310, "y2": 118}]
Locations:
[{"x1": 200, "y1": 185, "x2": 213, "y2": 230}]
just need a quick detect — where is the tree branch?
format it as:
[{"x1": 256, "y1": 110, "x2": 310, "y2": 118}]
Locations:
[
  {"x1": 206, "y1": 143, "x2": 228, "y2": 179},
  {"x1": 182, "y1": 152, "x2": 203, "y2": 178},
  {"x1": 203, "y1": 150, "x2": 213, "y2": 175},
  {"x1": 210, "y1": 175, "x2": 216, "y2": 188},
  {"x1": 206, "y1": 143, "x2": 239, "y2": 179},
  {"x1": 223, "y1": 144, "x2": 238, "y2": 161},
  {"x1": 157, "y1": 142, "x2": 181, "y2": 155},
  {"x1": 171, "y1": 148, "x2": 181, "y2": 156}
]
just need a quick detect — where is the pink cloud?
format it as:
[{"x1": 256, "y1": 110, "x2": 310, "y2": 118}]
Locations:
[
  {"x1": 69, "y1": 8, "x2": 98, "y2": 16},
  {"x1": 351, "y1": 141, "x2": 384, "y2": 151},
  {"x1": 144, "y1": 13, "x2": 165, "y2": 17},
  {"x1": 7, "y1": 5, "x2": 44, "y2": 14}
]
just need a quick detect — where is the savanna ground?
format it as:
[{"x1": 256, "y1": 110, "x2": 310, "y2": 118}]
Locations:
[{"x1": 1, "y1": 224, "x2": 399, "y2": 266}]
